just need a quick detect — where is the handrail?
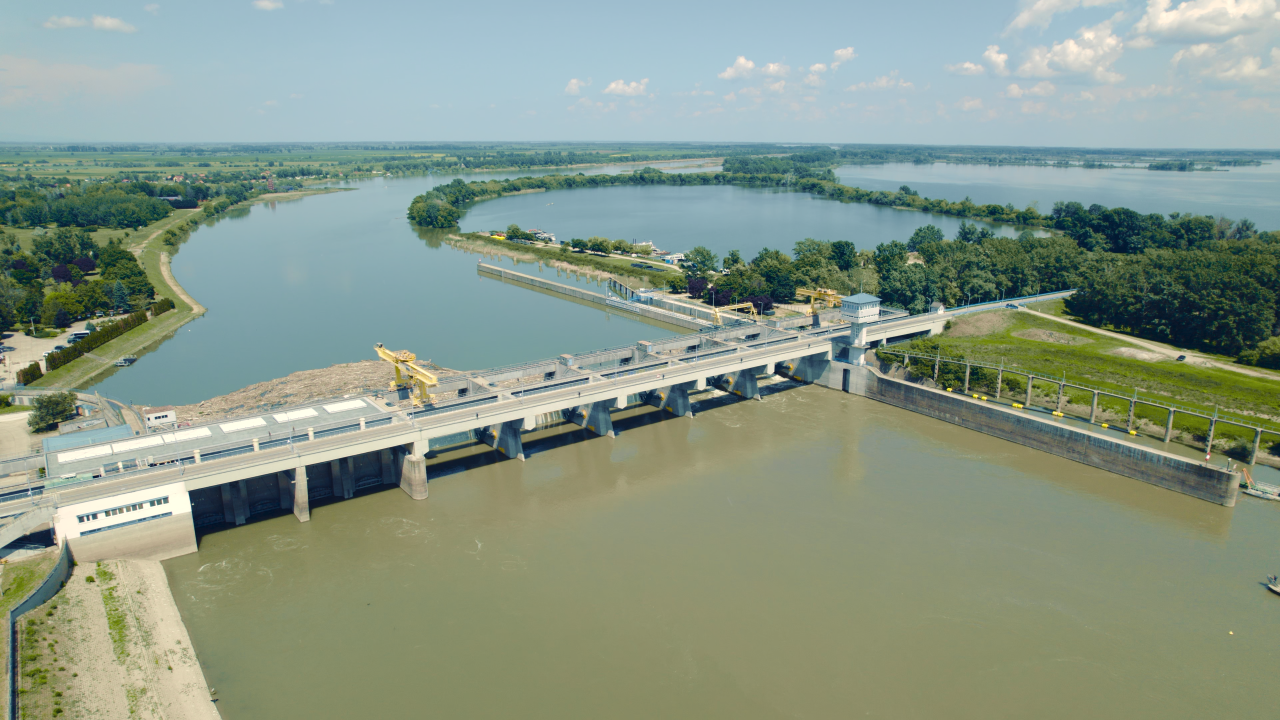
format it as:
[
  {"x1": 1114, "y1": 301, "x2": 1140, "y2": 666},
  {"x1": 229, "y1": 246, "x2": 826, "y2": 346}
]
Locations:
[{"x1": 875, "y1": 347, "x2": 1280, "y2": 434}]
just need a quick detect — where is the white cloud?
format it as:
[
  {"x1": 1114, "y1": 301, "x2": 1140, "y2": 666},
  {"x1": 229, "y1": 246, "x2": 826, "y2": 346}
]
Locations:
[
  {"x1": 718, "y1": 56, "x2": 755, "y2": 79},
  {"x1": 845, "y1": 70, "x2": 914, "y2": 91},
  {"x1": 1005, "y1": 81, "x2": 1058, "y2": 97},
  {"x1": 1022, "y1": 100, "x2": 1049, "y2": 113},
  {"x1": 762, "y1": 62, "x2": 790, "y2": 77},
  {"x1": 1171, "y1": 42, "x2": 1218, "y2": 64},
  {"x1": 0, "y1": 55, "x2": 166, "y2": 106},
  {"x1": 1134, "y1": 0, "x2": 1278, "y2": 41},
  {"x1": 723, "y1": 92, "x2": 737, "y2": 101},
  {"x1": 804, "y1": 73, "x2": 824, "y2": 86},
  {"x1": 564, "y1": 78, "x2": 590, "y2": 94},
  {"x1": 1173, "y1": 42, "x2": 1280, "y2": 85},
  {"x1": 810, "y1": 63, "x2": 828, "y2": 73},
  {"x1": 1006, "y1": 0, "x2": 1123, "y2": 31},
  {"x1": 603, "y1": 78, "x2": 649, "y2": 96},
  {"x1": 144, "y1": 4, "x2": 160, "y2": 15},
  {"x1": 765, "y1": 79, "x2": 786, "y2": 92},
  {"x1": 92, "y1": 16, "x2": 137, "y2": 32},
  {"x1": 253, "y1": 0, "x2": 284, "y2": 9},
  {"x1": 1129, "y1": 35, "x2": 1156, "y2": 48},
  {"x1": 958, "y1": 96, "x2": 984, "y2": 111},
  {"x1": 1017, "y1": 17, "x2": 1126, "y2": 82},
  {"x1": 983, "y1": 45, "x2": 1011, "y2": 75},
  {"x1": 832, "y1": 47, "x2": 856, "y2": 69},
  {"x1": 289, "y1": 93, "x2": 304, "y2": 99},
  {"x1": 946, "y1": 61, "x2": 986, "y2": 75},
  {"x1": 43, "y1": 16, "x2": 87, "y2": 29}
]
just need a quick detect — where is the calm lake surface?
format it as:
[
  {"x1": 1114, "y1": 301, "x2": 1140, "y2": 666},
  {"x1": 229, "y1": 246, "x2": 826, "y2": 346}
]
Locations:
[
  {"x1": 836, "y1": 162, "x2": 1280, "y2": 230},
  {"x1": 115, "y1": 164, "x2": 1280, "y2": 718}
]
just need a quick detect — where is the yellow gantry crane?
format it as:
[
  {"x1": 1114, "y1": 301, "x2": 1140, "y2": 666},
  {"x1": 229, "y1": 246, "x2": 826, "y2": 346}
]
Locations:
[
  {"x1": 712, "y1": 302, "x2": 759, "y2": 325},
  {"x1": 796, "y1": 288, "x2": 843, "y2": 315},
  {"x1": 374, "y1": 343, "x2": 439, "y2": 406}
]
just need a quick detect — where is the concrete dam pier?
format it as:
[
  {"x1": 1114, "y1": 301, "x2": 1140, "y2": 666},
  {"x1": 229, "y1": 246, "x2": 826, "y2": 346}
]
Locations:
[{"x1": 0, "y1": 292, "x2": 1242, "y2": 563}]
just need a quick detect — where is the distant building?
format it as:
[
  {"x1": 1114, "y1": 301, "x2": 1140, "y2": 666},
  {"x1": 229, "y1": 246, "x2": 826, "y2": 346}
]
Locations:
[
  {"x1": 662, "y1": 253, "x2": 685, "y2": 264},
  {"x1": 143, "y1": 406, "x2": 176, "y2": 429}
]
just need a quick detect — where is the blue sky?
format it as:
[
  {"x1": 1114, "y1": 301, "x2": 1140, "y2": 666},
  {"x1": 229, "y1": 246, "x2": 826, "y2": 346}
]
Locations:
[{"x1": 2, "y1": 0, "x2": 1278, "y2": 147}]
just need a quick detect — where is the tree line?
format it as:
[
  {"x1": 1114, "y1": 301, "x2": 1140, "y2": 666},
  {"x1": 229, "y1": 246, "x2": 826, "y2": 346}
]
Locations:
[{"x1": 406, "y1": 163, "x2": 1280, "y2": 360}]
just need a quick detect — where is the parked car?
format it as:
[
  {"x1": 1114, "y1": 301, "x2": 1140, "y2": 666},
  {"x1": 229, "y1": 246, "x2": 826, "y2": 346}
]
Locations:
[
  {"x1": 1177, "y1": 355, "x2": 1187, "y2": 361},
  {"x1": 53, "y1": 345, "x2": 65, "y2": 351},
  {"x1": 1006, "y1": 303, "x2": 1020, "y2": 309}
]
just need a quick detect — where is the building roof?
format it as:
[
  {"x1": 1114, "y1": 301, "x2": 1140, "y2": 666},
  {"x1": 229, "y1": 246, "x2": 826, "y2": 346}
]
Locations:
[
  {"x1": 845, "y1": 293, "x2": 881, "y2": 305},
  {"x1": 143, "y1": 406, "x2": 175, "y2": 415}
]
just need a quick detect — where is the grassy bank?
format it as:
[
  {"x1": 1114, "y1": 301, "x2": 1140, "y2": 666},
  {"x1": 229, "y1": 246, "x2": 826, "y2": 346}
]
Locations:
[
  {"x1": 0, "y1": 550, "x2": 61, "y2": 716},
  {"x1": 915, "y1": 310, "x2": 1280, "y2": 455}
]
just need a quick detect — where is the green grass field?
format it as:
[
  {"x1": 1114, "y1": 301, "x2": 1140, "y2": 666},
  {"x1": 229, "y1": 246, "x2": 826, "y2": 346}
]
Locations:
[{"x1": 918, "y1": 309, "x2": 1280, "y2": 453}]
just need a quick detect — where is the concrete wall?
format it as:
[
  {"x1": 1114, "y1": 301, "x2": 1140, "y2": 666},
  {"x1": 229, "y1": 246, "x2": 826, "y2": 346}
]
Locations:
[
  {"x1": 820, "y1": 362, "x2": 1240, "y2": 507},
  {"x1": 66, "y1": 513, "x2": 196, "y2": 563}
]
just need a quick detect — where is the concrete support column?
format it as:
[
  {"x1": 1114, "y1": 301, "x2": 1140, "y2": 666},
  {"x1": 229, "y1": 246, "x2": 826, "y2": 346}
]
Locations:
[
  {"x1": 479, "y1": 420, "x2": 525, "y2": 460},
  {"x1": 234, "y1": 480, "x2": 249, "y2": 522},
  {"x1": 380, "y1": 448, "x2": 397, "y2": 484},
  {"x1": 329, "y1": 459, "x2": 343, "y2": 497},
  {"x1": 252, "y1": 438, "x2": 260, "y2": 452},
  {"x1": 932, "y1": 356, "x2": 939, "y2": 382},
  {"x1": 220, "y1": 484, "x2": 235, "y2": 524},
  {"x1": 1251, "y1": 428, "x2": 1262, "y2": 465},
  {"x1": 784, "y1": 355, "x2": 830, "y2": 384},
  {"x1": 1025, "y1": 376, "x2": 1033, "y2": 407},
  {"x1": 645, "y1": 382, "x2": 694, "y2": 418},
  {"x1": 1206, "y1": 418, "x2": 1217, "y2": 455},
  {"x1": 995, "y1": 368, "x2": 1003, "y2": 400},
  {"x1": 400, "y1": 448, "x2": 428, "y2": 500},
  {"x1": 565, "y1": 400, "x2": 617, "y2": 438},
  {"x1": 276, "y1": 472, "x2": 293, "y2": 512},
  {"x1": 342, "y1": 456, "x2": 356, "y2": 498},
  {"x1": 1127, "y1": 400, "x2": 1136, "y2": 433},
  {"x1": 1089, "y1": 392, "x2": 1099, "y2": 423},
  {"x1": 293, "y1": 467, "x2": 310, "y2": 522},
  {"x1": 1164, "y1": 410, "x2": 1175, "y2": 443},
  {"x1": 963, "y1": 364, "x2": 970, "y2": 394},
  {"x1": 727, "y1": 366, "x2": 762, "y2": 400}
]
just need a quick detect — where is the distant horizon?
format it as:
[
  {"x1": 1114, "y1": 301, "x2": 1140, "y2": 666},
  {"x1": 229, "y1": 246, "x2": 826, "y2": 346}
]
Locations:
[{"x1": 1, "y1": 141, "x2": 1278, "y2": 153}]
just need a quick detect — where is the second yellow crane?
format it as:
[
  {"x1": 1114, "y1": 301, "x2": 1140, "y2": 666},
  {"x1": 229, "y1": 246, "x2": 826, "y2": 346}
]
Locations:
[{"x1": 374, "y1": 343, "x2": 439, "y2": 406}]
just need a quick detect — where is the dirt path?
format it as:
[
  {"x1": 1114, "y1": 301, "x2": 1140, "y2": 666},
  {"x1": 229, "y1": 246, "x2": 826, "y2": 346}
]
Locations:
[
  {"x1": 159, "y1": 252, "x2": 205, "y2": 315},
  {"x1": 1024, "y1": 309, "x2": 1278, "y2": 380},
  {"x1": 28, "y1": 560, "x2": 220, "y2": 720}
]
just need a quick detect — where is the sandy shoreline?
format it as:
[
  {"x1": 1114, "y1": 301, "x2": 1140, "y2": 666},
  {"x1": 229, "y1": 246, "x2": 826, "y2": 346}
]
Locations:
[{"x1": 18, "y1": 559, "x2": 220, "y2": 719}]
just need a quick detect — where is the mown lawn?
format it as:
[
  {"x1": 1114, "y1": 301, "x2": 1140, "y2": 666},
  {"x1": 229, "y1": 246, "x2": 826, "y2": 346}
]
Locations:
[{"x1": 914, "y1": 309, "x2": 1280, "y2": 451}]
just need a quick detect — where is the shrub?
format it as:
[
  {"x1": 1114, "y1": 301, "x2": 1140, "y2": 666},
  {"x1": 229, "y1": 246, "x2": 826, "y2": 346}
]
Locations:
[
  {"x1": 28, "y1": 391, "x2": 77, "y2": 431},
  {"x1": 17, "y1": 362, "x2": 42, "y2": 385},
  {"x1": 151, "y1": 297, "x2": 175, "y2": 316},
  {"x1": 687, "y1": 277, "x2": 709, "y2": 299},
  {"x1": 45, "y1": 309, "x2": 148, "y2": 371}
]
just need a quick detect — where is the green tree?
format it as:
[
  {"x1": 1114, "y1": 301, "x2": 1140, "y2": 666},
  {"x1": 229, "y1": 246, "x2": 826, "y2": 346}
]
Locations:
[
  {"x1": 830, "y1": 241, "x2": 857, "y2": 271},
  {"x1": 111, "y1": 280, "x2": 129, "y2": 312},
  {"x1": 723, "y1": 250, "x2": 744, "y2": 270},
  {"x1": 28, "y1": 391, "x2": 77, "y2": 431},
  {"x1": 684, "y1": 246, "x2": 719, "y2": 277},
  {"x1": 907, "y1": 225, "x2": 944, "y2": 252}
]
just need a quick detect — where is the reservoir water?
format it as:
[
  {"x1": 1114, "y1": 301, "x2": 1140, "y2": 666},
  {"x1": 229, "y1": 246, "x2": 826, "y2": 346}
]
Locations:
[
  {"x1": 835, "y1": 162, "x2": 1280, "y2": 231},
  {"x1": 124, "y1": 165, "x2": 1280, "y2": 718}
]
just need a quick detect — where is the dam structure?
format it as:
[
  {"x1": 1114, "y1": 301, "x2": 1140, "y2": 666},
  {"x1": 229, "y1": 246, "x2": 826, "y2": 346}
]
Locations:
[
  {"x1": 12, "y1": 322, "x2": 842, "y2": 562},
  {"x1": 0, "y1": 287, "x2": 1241, "y2": 563}
]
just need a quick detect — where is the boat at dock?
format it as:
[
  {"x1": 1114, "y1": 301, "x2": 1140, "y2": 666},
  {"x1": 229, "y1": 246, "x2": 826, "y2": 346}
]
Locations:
[
  {"x1": 1267, "y1": 576, "x2": 1280, "y2": 596},
  {"x1": 1240, "y1": 466, "x2": 1279, "y2": 501},
  {"x1": 115, "y1": 355, "x2": 137, "y2": 367}
]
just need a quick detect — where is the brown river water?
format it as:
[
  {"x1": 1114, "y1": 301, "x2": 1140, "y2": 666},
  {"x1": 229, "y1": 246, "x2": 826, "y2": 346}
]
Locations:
[{"x1": 163, "y1": 382, "x2": 1280, "y2": 719}]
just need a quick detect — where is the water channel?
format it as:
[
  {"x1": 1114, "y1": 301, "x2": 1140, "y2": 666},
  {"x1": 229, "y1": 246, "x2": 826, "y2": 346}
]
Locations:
[{"x1": 77, "y1": 162, "x2": 1280, "y2": 718}]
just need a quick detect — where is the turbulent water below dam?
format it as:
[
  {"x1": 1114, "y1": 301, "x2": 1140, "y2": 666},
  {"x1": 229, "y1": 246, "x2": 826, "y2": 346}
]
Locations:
[{"x1": 166, "y1": 384, "x2": 1280, "y2": 719}]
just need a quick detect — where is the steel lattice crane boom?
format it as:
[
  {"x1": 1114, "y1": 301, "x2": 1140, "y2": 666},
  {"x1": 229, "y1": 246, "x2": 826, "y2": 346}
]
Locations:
[
  {"x1": 712, "y1": 302, "x2": 759, "y2": 325},
  {"x1": 374, "y1": 343, "x2": 439, "y2": 406},
  {"x1": 796, "y1": 288, "x2": 843, "y2": 315}
]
